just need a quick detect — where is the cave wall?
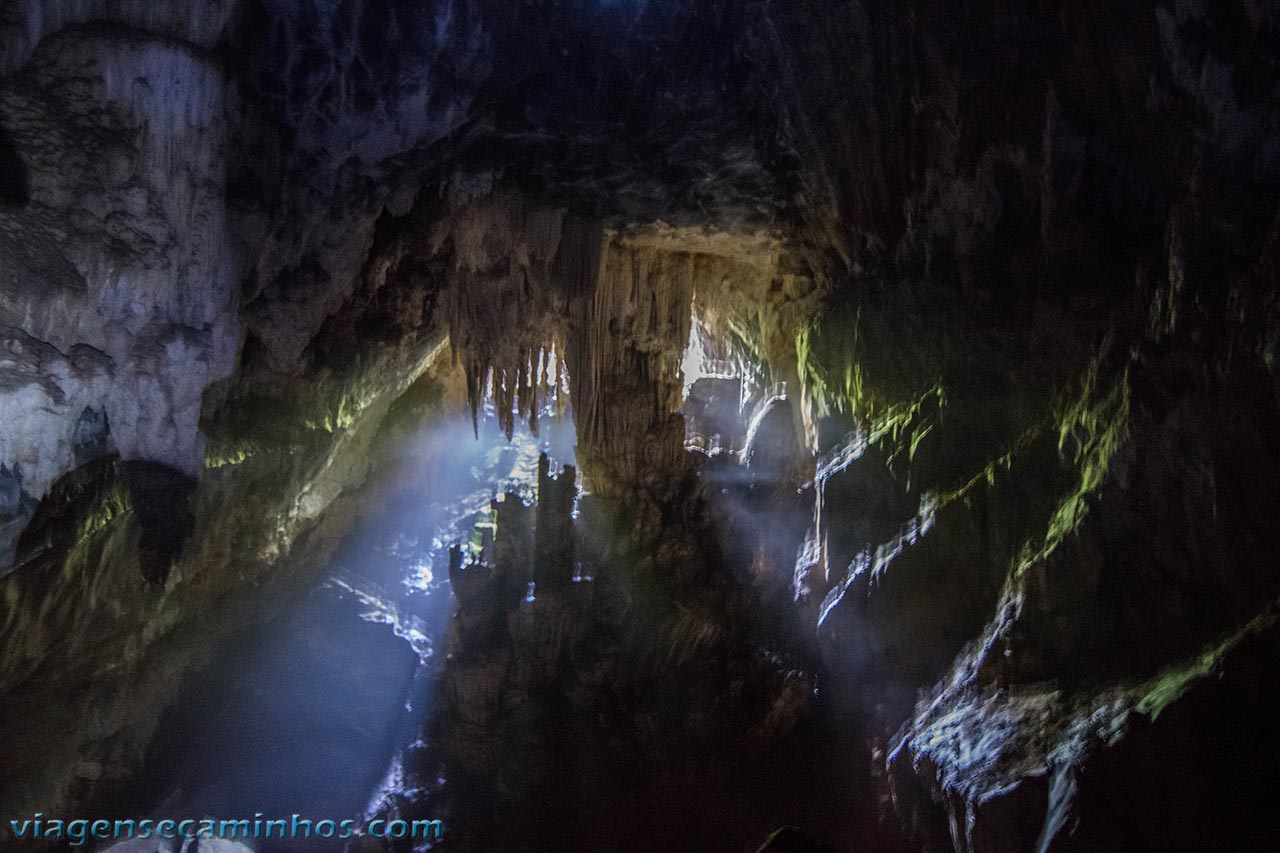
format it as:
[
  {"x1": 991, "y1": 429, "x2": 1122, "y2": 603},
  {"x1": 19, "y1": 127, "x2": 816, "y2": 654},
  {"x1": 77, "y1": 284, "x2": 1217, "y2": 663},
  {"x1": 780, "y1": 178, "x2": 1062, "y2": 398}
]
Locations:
[
  {"x1": 761, "y1": 2, "x2": 1280, "y2": 849},
  {"x1": 0, "y1": 0, "x2": 1276, "y2": 848},
  {"x1": 0, "y1": 23, "x2": 241, "y2": 567}
]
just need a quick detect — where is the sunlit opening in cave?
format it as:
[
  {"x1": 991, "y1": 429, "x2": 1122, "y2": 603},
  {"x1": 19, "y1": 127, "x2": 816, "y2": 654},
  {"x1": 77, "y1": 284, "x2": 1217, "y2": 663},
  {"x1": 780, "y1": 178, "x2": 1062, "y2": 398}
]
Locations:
[
  {"x1": 681, "y1": 311, "x2": 750, "y2": 458},
  {"x1": 680, "y1": 312, "x2": 708, "y2": 398}
]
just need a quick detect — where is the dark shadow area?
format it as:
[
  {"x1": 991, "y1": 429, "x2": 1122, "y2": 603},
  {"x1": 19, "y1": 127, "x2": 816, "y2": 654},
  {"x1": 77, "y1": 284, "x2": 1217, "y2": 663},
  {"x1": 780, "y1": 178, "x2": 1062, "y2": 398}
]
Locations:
[{"x1": 0, "y1": 126, "x2": 30, "y2": 207}]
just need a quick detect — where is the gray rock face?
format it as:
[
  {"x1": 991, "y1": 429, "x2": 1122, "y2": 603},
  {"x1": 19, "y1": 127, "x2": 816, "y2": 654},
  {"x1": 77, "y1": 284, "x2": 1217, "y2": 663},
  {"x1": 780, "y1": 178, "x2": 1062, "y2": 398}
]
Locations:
[
  {"x1": 242, "y1": 0, "x2": 491, "y2": 183},
  {"x1": 0, "y1": 24, "x2": 241, "y2": 569},
  {"x1": 0, "y1": 0, "x2": 240, "y2": 74}
]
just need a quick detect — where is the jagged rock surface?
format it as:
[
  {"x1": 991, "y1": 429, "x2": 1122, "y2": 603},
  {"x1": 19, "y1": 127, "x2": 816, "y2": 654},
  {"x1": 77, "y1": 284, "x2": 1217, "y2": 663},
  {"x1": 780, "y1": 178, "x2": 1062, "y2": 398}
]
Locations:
[{"x1": 0, "y1": 1, "x2": 1277, "y2": 851}]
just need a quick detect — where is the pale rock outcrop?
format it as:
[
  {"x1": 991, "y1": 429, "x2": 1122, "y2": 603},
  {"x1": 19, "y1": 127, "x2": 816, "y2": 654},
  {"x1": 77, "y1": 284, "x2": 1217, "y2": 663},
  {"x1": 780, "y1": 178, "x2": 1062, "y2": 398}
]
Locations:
[{"x1": 0, "y1": 29, "x2": 240, "y2": 570}]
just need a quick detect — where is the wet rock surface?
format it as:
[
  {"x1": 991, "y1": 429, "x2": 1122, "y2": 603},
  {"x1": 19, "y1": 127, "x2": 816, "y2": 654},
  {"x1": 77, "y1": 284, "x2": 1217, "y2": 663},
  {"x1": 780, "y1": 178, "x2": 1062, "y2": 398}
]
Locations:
[{"x1": 0, "y1": 1, "x2": 1277, "y2": 851}]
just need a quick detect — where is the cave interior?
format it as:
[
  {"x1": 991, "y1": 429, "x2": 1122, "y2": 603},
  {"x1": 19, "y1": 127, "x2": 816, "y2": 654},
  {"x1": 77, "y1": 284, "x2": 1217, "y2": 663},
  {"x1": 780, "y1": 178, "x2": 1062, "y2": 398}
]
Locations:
[{"x1": 1, "y1": 1, "x2": 1280, "y2": 852}]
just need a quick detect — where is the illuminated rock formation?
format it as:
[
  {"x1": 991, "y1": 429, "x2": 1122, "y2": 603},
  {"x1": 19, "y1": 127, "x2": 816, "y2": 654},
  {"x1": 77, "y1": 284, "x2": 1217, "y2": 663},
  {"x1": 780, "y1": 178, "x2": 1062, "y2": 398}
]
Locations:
[{"x1": 0, "y1": 2, "x2": 1277, "y2": 851}]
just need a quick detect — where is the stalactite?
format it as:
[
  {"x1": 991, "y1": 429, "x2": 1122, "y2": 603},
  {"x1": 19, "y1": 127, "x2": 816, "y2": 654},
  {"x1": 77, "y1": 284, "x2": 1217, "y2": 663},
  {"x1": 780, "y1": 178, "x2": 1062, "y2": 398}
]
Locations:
[
  {"x1": 437, "y1": 190, "x2": 581, "y2": 437},
  {"x1": 439, "y1": 194, "x2": 785, "y2": 494},
  {"x1": 564, "y1": 234, "x2": 699, "y2": 494}
]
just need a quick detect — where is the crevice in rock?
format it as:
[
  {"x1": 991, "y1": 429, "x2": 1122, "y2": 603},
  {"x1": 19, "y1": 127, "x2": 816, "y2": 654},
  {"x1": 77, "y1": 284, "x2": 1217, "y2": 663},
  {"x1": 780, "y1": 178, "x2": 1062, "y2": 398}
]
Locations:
[{"x1": 0, "y1": 125, "x2": 28, "y2": 206}]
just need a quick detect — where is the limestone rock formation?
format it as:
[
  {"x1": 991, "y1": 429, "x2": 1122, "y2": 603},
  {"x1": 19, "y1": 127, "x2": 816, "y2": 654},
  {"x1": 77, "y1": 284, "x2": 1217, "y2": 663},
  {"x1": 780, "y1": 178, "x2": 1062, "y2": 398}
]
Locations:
[{"x1": 0, "y1": 1, "x2": 1277, "y2": 851}]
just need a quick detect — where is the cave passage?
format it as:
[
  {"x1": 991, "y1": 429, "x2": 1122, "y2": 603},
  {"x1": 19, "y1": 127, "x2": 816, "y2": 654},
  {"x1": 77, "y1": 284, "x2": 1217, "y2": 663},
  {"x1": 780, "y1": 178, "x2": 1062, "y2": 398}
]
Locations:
[
  {"x1": 2, "y1": 3, "x2": 1280, "y2": 853},
  {"x1": 108, "y1": 402, "x2": 581, "y2": 850}
]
